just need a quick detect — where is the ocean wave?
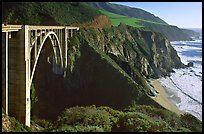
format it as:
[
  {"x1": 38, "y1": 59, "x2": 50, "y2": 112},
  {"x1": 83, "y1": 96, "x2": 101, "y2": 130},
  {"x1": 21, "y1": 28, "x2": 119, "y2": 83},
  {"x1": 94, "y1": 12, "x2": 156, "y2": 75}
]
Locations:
[
  {"x1": 171, "y1": 39, "x2": 202, "y2": 44},
  {"x1": 160, "y1": 39, "x2": 202, "y2": 121},
  {"x1": 168, "y1": 77, "x2": 202, "y2": 105},
  {"x1": 159, "y1": 72, "x2": 202, "y2": 121}
]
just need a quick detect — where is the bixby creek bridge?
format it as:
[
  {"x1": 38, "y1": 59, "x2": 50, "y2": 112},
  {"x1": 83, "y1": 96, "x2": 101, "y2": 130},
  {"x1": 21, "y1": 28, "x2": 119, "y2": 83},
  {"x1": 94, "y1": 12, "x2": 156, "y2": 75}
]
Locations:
[{"x1": 2, "y1": 24, "x2": 79, "y2": 127}]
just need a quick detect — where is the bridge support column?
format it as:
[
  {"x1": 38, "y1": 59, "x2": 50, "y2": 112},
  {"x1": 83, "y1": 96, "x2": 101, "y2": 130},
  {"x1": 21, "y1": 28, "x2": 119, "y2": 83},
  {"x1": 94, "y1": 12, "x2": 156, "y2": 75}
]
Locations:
[
  {"x1": 13, "y1": 25, "x2": 31, "y2": 127},
  {"x1": 64, "y1": 28, "x2": 68, "y2": 77},
  {"x1": 24, "y1": 25, "x2": 31, "y2": 127},
  {"x1": 5, "y1": 32, "x2": 9, "y2": 114}
]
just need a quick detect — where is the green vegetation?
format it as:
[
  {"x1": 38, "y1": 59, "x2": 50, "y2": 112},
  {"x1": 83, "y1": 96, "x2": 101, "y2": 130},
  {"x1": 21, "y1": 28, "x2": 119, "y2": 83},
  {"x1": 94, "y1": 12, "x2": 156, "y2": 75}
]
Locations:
[
  {"x1": 78, "y1": 24, "x2": 184, "y2": 85},
  {"x1": 30, "y1": 83, "x2": 38, "y2": 109},
  {"x1": 45, "y1": 105, "x2": 201, "y2": 132},
  {"x1": 2, "y1": 109, "x2": 32, "y2": 132},
  {"x1": 54, "y1": 105, "x2": 117, "y2": 132},
  {"x1": 180, "y1": 113, "x2": 202, "y2": 132},
  {"x1": 99, "y1": 10, "x2": 191, "y2": 41},
  {"x1": 86, "y1": 2, "x2": 168, "y2": 25},
  {"x1": 2, "y1": 105, "x2": 201, "y2": 132},
  {"x1": 100, "y1": 10, "x2": 167, "y2": 28},
  {"x1": 2, "y1": 2, "x2": 102, "y2": 25},
  {"x1": 32, "y1": 118, "x2": 53, "y2": 131},
  {"x1": 67, "y1": 35, "x2": 81, "y2": 73},
  {"x1": 77, "y1": 35, "x2": 146, "y2": 107}
]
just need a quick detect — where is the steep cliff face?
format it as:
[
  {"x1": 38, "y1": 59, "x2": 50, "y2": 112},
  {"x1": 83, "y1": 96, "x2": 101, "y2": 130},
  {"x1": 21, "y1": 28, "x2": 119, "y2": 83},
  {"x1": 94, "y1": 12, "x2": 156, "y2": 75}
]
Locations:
[
  {"x1": 78, "y1": 24, "x2": 184, "y2": 79},
  {"x1": 62, "y1": 24, "x2": 184, "y2": 110},
  {"x1": 32, "y1": 24, "x2": 184, "y2": 120}
]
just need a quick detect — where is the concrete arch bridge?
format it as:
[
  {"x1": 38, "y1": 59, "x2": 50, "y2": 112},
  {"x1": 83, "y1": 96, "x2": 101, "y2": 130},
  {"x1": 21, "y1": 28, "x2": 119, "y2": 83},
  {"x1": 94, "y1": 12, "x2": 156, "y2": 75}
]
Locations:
[{"x1": 2, "y1": 24, "x2": 79, "y2": 127}]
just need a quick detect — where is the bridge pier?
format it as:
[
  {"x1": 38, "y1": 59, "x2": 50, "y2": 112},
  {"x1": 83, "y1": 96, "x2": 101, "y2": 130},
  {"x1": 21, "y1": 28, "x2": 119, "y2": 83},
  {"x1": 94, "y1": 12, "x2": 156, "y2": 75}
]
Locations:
[{"x1": 5, "y1": 32, "x2": 9, "y2": 115}]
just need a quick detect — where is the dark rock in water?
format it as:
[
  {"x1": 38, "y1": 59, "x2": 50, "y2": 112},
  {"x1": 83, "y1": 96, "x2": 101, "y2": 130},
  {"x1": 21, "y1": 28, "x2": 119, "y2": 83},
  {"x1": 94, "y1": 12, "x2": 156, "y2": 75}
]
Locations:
[
  {"x1": 148, "y1": 89, "x2": 157, "y2": 97},
  {"x1": 171, "y1": 69, "x2": 175, "y2": 73},
  {"x1": 187, "y1": 62, "x2": 194, "y2": 67},
  {"x1": 190, "y1": 70, "x2": 194, "y2": 72}
]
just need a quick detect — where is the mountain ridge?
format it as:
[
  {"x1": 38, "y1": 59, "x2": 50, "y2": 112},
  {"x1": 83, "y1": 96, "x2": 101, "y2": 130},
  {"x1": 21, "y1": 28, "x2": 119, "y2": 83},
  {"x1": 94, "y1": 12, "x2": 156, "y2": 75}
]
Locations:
[
  {"x1": 86, "y1": 2, "x2": 193, "y2": 41},
  {"x1": 86, "y1": 2, "x2": 168, "y2": 25}
]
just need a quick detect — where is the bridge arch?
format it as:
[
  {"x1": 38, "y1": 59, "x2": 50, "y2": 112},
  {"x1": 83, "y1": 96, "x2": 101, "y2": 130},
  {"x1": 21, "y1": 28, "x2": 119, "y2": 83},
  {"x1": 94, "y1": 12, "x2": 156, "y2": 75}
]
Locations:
[{"x1": 29, "y1": 31, "x2": 64, "y2": 88}]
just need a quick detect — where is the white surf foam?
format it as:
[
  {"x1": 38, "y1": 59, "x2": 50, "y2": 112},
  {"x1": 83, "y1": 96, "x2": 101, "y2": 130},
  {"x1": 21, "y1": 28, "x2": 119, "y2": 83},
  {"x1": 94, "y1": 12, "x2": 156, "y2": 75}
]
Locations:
[{"x1": 159, "y1": 39, "x2": 202, "y2": 121}]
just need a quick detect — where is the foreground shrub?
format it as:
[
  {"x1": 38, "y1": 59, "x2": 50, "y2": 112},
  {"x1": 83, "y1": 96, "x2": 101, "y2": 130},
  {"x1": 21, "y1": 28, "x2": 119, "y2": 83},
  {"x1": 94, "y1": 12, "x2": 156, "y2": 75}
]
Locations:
[
  {"x1": 180, "y1": 113, "x2": 202, "y2": 132},
  {"x1": 55, "y1": 105, "x2": 117, "y2": 132},
  {"x1": 54, "y1": 125, "x2": 105, "y2": 132},
  {"x1": 41, "y1": 105, "x2": 202, "y2": 132},
  {"x1": 121, "y1": 112, "x2": 172, "y2": 132},
  {"x1": 123, "y1": 105, "x2": 181, "y2": 129}
]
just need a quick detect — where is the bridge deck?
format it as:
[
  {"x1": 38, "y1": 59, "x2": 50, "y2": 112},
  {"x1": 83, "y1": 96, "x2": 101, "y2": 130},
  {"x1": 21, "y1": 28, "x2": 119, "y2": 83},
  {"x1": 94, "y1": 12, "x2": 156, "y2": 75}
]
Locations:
[
  {"x1": 2, "y1": 24, "x2": 79, "y2": 32},
  {"x1": 28, "y1": 25, "x2": 79, "y2": 30},
  {"x1": 2, "y1": 24, "x2": 22, "y2": 32}
]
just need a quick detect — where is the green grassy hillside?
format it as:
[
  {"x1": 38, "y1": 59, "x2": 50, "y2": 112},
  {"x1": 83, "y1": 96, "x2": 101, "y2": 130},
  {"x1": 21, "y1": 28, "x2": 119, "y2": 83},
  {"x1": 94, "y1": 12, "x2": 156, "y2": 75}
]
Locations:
[
  {"x1": 100, "y1": 10, "x2": 191, "y2": 41},
  {"x1": 86, "y1": 2, "x2": 168, "y2": 25},
  {"x1": 100, "y1": 10, "x2": 167, "y2": 28}
]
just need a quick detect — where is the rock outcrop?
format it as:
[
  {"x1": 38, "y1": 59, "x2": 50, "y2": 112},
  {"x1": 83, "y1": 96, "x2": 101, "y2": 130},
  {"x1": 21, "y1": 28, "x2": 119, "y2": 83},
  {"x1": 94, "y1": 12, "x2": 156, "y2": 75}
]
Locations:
[
  {"x1": 78, "y1": 24, "x2": 184, "y2": 79},
  {"x1": 186, "y1": 62, "x2": 194, "y2": 67}
]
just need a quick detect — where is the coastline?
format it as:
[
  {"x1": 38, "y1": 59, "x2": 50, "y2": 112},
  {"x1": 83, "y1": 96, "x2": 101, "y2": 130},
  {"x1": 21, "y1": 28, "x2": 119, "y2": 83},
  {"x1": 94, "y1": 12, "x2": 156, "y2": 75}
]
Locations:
[{"x1": 150, "y1": 79, "x2": 184, "y2": 115}]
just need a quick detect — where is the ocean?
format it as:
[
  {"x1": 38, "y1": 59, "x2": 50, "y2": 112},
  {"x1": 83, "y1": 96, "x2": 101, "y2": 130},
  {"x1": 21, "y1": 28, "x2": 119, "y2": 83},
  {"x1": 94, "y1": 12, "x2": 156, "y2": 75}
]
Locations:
[{"x1": 158, "y1": 34, "x2": 202, "y2": 121}]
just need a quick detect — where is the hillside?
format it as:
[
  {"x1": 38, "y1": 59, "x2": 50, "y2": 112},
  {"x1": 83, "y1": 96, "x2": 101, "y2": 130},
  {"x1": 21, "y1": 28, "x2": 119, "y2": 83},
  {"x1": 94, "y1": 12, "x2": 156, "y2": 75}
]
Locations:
[
  {"x1": 140, "y1": 21, "x2": 192, "y2": 41},
  {"x1": 2, "y1": 2, "x2": 196, "y2": 41},
  {"x1": 181, "y1": 29, "x2": 201, "y2": 38},
  {"x1": 99, "y1": 10, "x2": 168, "y2": 29},
  {"x1": 87, "y1": 2, "x2": 192, "y2": 41},
  {"x1": 86, "y1": 2, "x2": 168, "y2": 25},
  {"x1": 80, "y1": 15, "x2": 112, "y2": 28},
  {"x1": 2, "y1": 2, "x2": 102, "y2": 26}
]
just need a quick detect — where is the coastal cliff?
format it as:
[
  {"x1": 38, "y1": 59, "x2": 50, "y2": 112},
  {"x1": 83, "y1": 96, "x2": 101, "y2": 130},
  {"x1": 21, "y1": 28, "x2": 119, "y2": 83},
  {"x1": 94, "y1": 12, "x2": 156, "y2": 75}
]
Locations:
[
  {"x1": 61, "y1": 24, "x2": 185, "y2": 110},
  {"x1": 32, "y1": 24, "x2": 185, "y2": 119},
  {"x1": 2, "y1": 2, "x2": 202, "y2": 132},
  {"x1": 28, "y1": 24, "x2": 201, "y2": 132},
  {"x1": 76, "y1": 24, "x2": 184, "y2": 79}
]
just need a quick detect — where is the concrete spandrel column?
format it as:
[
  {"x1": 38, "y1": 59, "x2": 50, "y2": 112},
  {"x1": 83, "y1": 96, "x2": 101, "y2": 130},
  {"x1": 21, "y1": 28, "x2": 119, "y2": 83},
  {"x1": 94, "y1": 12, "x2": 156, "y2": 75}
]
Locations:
[{"x1": 64, "y1": 28, "x2": 68, "y2": 77}]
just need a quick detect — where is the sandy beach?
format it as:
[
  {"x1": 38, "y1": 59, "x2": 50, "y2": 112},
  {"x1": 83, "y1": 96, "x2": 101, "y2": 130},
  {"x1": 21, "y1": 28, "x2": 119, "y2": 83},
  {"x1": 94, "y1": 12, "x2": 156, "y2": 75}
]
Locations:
[{"x1": 150, "y1": 79, "x2": 184, "y2": 115}]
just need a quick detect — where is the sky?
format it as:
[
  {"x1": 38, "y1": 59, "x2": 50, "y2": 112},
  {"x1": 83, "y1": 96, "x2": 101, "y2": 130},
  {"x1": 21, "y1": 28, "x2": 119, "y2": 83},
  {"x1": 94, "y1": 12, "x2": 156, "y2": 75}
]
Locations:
[{"x1": 110, "y1": 2, "x2": 202, "y2": 29}]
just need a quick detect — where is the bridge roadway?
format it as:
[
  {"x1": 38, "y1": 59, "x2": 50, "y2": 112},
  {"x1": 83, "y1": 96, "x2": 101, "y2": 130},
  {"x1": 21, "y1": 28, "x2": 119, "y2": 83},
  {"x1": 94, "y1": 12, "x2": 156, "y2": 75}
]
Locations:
[{"x1": 2, "y1": 24, "x2": 79, "y2": 127}]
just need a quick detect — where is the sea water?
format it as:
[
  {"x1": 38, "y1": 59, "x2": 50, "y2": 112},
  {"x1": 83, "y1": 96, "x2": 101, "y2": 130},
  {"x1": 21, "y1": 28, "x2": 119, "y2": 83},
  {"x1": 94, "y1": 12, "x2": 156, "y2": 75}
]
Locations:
[{"x1": 158, "y1": 35, "x2": 202, "y2": 121}]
